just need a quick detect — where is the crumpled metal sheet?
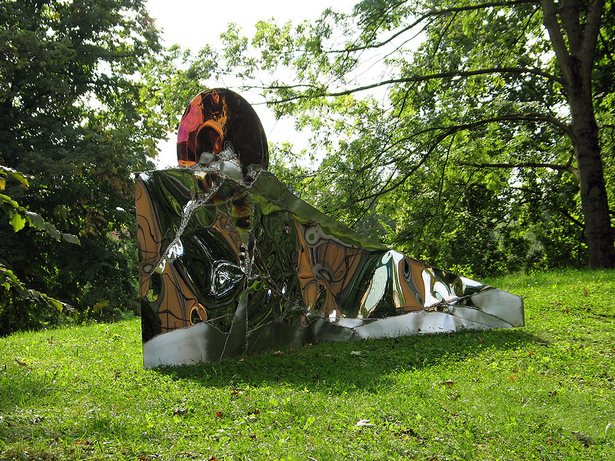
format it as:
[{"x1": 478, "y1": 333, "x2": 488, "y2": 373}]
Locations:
[
  {"x1": 137, "y1": 88, "x2": 523, "y2": 367},
  {"x1": 136, "y1": 167, "x2": 524, "y2": 367}
]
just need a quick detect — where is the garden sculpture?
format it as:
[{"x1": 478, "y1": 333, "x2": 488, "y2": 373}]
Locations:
[{"x1": 136, "y1": 88, "x2": 524, "y2": 367}]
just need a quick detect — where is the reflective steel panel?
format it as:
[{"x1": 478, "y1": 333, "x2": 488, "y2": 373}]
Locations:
[{"x1": 137, "y1": 89, "x2": 524, "y2": 367}]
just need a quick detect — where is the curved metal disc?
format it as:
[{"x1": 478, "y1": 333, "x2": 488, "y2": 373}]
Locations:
[{"x1": 176, "y1": 88, "x2": 269, "y2": 174}]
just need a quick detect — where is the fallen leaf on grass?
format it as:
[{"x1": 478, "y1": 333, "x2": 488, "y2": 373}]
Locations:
[
  {"x1": 73, "y1": 439, "x2": 92, "y2": 446},
  {"x1": 215, "y1": 411, "x2": 224, "y2": 418}
]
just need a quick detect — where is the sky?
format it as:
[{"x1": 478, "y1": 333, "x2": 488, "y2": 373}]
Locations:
[{"x1": 145, "y1": 0, "x2": 359, "y2": 166}]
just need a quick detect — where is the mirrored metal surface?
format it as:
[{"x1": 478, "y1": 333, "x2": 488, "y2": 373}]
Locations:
[
  {"x1": 137, "y1": 89, "x2": 524, "y2": 367},
  {"x1": 177, "y1": 88, "x2": 268, "y2": 175}
]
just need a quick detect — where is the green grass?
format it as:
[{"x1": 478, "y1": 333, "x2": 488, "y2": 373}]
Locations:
[{"x1": 1, "y1": 268, "x2": 614, "y2": 460}]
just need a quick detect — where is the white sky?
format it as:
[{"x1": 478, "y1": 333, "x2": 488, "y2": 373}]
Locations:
[{"x1": 145, "y1": 0, "x2": 359, "y2": 166}]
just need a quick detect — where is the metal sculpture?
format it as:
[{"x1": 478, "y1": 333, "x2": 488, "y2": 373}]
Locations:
[{"x1": 136, "y1": 88, "x2": 524, "y2": 367}]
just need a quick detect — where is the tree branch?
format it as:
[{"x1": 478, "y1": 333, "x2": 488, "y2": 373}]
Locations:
[
  {"x1": 349, "y1": 0, "x2": 407, "y2": 54},
  {"x1": 580, "y1": 0, "x2": 605, "y2": 79},
  {"x1": 559, "y1": 207, "x2": 585, "y2": 229},
  {"x1": 399, "y1": 112, "x2": 570, "y2": 139},
  {"x1": 339, "y1": 109, "x2": 573, "y2": 208},
  {"x1": 540, "y1": 0, "x2": 573, "y2": 86},
  {"x1": 353, "y1": 112, "x2": 571, "y2": 177},
  {"x1": 511, "y1": 185, "x2": 585, "y2": 228},
  {"x1": 265, "y1": 66, "x2": 563, "y2": 104},
  {"x1": 458, "y1": 161, "x2": 576, "y2": 174},
  {"x1": 330, "y1": 0, "x2": 540, "y2": 53},
  {"x1": 348, "y1": 130, "x2": 451, "y2": 205},
  {"x1": 560, "y1": 0, "x2": 583, "y2": 54}
]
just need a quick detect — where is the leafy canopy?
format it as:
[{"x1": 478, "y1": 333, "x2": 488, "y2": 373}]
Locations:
[
  {"x1": 196, "y1": 0, "x2": 614, "y2": 274},
  {"x1": 0, "y1": 0, "x2": 171, "y2": 330}
]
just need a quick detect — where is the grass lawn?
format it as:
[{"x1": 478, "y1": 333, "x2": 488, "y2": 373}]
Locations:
[{"x1": 0, "y1": 269, "x2": 613, "y2": 460}]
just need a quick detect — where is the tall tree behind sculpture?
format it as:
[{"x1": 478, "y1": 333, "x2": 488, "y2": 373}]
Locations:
[
  {"x1": 540, "y1": 0, "x2": 613, "y2": 267},
  {"x1": 216, "y1": 0, "x2": 614, "y2": 270},
  {"x1": 0, "y1": 0, "x2": 167, "y2": 320}
]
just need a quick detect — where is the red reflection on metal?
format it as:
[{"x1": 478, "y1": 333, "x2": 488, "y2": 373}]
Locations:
[
  {"x1": 176, "y1": 88, "x2": 268, "y2": 172},
  {"x1": 177, "y1": 90, "x2": 228, "y2": 167}
]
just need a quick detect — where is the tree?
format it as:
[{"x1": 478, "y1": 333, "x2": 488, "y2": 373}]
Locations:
[
  {"x1": 0, "y1": 164, "x2": 79, "y2": 335},
  {"x1": 0, "y1": 0, "x2": 166, "y2": 324},
  {"x1": 214, "y1": 0, "x2": 614, "y2": 270},
  {"x1": 540, "y1": 0, "x2": 613, "y2": 267}
]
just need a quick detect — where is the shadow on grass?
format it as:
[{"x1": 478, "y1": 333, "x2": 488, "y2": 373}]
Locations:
[
  {"x1": 156, "y1": 328, "x2": 541, "y2": 393},
  {"x1": 0, "y1": 366, "x2": 59, "y2": 413}
]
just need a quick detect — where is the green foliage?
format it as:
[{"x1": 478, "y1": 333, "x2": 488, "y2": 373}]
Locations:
[
  {"x1": 0, "y1": 165, "x2": 79, "y2": 242},
  {"x1": 0, "y1": 164, "x2": 80, "y2": 335},
  {"x1": 0, "y1": 269, "x2": 613, "y2": 459},
  {"x1": 207, "y1": 0, "x2": 614, "y2": 274},
  {"x1": 0, "y1": 0, "x2": 169, "y2": 331},
  {"x1": 595, "y1": 0, "x2": 615, "y2": 217},
  {"x1": 139, "y1": 44, "x2": 219, "y2": 132}
]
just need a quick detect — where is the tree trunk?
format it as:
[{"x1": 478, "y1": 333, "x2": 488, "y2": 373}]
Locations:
[
  {"x1": 569, "y1": 91, "x2": 615, "y2": 268},
  {"x1": 541, "y1": 0, "x2": 615, "y2": 268}
]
